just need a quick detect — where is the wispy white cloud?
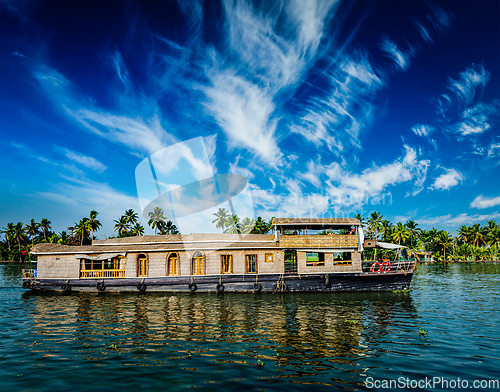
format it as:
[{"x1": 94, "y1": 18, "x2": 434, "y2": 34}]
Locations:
[
  {"x1": 427, "y1": 3, "x2": 453, "y2": 33},
  {"x1": 415, "y1": 21, "x2": 433, "y2": 43},
  {"x1": 417, "y1": 211, "x2": 500, "y2": 228},
  {"x1": 203, "y1": 68, "x2": 282, "y2": 165},
  {"x1": 380, "y1": 37, "x2": 412, "y2": 70},
  {"x1": 32, "y1": 64, "x2": 177, "y2": 156},
  {"x1": 202, "y1": 0, "x2": 338, "y2": 166},
  {"x1": 447, "y1": 64, "x2": 490, "y2": 109},
  {"x1": 430, "y1": 167, "x2": 463, "y2": 190},
  {"x1": 470, "y1": 195, "x2": 500, "y2": 209},
  {"x1": 56, "y1": 147, "x2": 107, "y2": 173},
  {"x1": 411, "y1": 124, "x2": 434, "y2": 137},
  {"x1": 453, "y1": 101, "x2": 499, "y2": 136},
  {"x1": 291, "y1": 51, "x2": 382, "y2": 151}
]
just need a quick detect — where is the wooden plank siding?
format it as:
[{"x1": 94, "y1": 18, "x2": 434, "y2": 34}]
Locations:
[{"x1": 279, "y1": 234, "x2": 357, "y2": 248}]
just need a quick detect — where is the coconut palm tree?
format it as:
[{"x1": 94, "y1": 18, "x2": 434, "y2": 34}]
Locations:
[
  {"x1": 355, "y1": 213, "x2": 366, "y2": 228},
  {"x1": 487, "y1": 225, "x2": 500, "y2": 251},
  {"x1": 160, "y1": 220, "x2": 179, "y2": 235},
  {"x1": 75, "y1": 218, "x2": 90, "y2": 245},
  {"x1": 148, "y1": 207, "x2": 166, "y2": 235},
  {"x1": 25, "y1": 219, "x2": 40, "y2": 247},
  {"x1": 250, "y1": 216, "x2": 267, "y2": 234},
  {"x1": 224, "y1": 215, "x2": 240, "y2": 234},
  {"x1": 88, "y1": 210, "x2": 102, "y2": 241},
  {"x1": 131, "y1": 223, "x2": 145, "y2": 236},
  {"x1": 11, "y1": 222, "x2": 26, "y2": 254},
  {"x1": 457, "y1": 225, "x2": 469, "y2": 244},
  {"x1": 435, "y1": 230, "x2": 453, "y2": 261},
  {"x1": 124, "y1": 209, "x2": 139, "y2": 227},
  {"x1": 468, "y1": 223, "x2": 487, "y2": 248},
  {"x1": 391, "y1": 222, "x2": 410, "y2": 245},
  {"x1": 1, "y1": 223, "x2": 15, "y2": 250},
  {"x1": 405, "y1": 220, "x2": 422, "y2": 243},
  {"x1": 367, "y1": 211, "x2": 383, "y2": 239},
  {"x1": 239, "y1": 217, "x2": 255, "y2": 234},
  {"x1": 58, "y1": 231, "x2": 69, "y2": 245},
  {"x1": 114, "y1": 216, "x2": 129, "y2": 237},
  {"x1": 39, "y1": 218, "x2": 51, "y2": 241},
  {"x1": 212, "y1": 208, "x2": 230, "y2": 231}
]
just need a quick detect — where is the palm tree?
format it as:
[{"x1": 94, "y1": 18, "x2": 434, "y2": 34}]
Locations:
[
  {"x1": 355, "y1": 213, "x2": 366, "y2": 228},
  {"x1": 131, "y1": 223, "x2": 145, "y2": 236},
  {"x1": 1, "y1": 223, "x2": 15, "y2": 250},
  {"x1": 75, "y1": 218, "x2": 90, "y2": 246},
  {"x1": 148, "y1": 207, "x2": 166, "y2": 235},
  {"x1": 212, "y1": 208, "x2": 230, "y2": 231},
  {"x1": 124, "y1": 209, "x2": 139, "y2": 227},
  {"x1": 380, "y1": 219, "x2": 394, "y2": 242},
  {"x1": 11, "y1": 222, "x2": 26, "y2": 253},
  {"x1": 48, "y1": 233, "x2": 60, "y2": 243},
  {"x1": 436, "y1": 230, "x2": 453, "y2": 261},
  {"x1": 239, "y1": 217, "x2": 255, "y2": 234},
  {"x1": 58, "y1": 231, "x2": 69, "y2": 245},
  {"x1": 391, "y1": 222, "x2": 410, "y2": 245},
  {"x1": 25, "y1": 219, "x2": 40, "y2": 247},
  {"x1": 224, "y1": 215, "x2": 240, "y2": 234},
  {"x1": 88, "y1": 210, "x2": 102, "y2": 241},
  {"x1": 468, "y1": 223, "x2": 487, "y2": 248},
  {"x1": 160, "y1": 220, "x2": 179, "y2": 235},
  {"x1": 251, "y1": 216, "x2": 267, "y2": 234},
  {"x1": 114, "y1": 216, "x2": 129, "y2": 237},
  {"x1": 367, "y1": 211, "x2": 383, "y2": 239},
  {"x1": 457, "y1": 225, "x2": 469, "y2": 244},
  {"x1": 405, "y1": 220, "x2": 422, "y2": 243},
  {"x1": 487, "y1": 225, "x2": 500, "y2": 251},
  {"x1": 39, "y1": 218, "x2": 51, "y2": 241}
]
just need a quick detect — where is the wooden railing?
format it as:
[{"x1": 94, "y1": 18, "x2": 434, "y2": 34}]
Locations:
[
  {"x1": 22, "y1": 269, "x2": 37, "y2": 278},
  {"x1": 80, "y1": 269, "x2": 126, "y2": 278},
  {"x1": 279, "y1": 234, "x2": 358, "y2": 249}
]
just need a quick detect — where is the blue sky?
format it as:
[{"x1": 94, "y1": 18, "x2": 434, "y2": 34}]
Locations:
[{"x1": 1, "y1": 0, "x2": 499, "y2": 237}]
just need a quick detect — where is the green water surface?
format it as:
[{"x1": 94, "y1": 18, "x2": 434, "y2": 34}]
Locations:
[{"x1": 1, "y1": 263, "x2": 499, "y2": 391}]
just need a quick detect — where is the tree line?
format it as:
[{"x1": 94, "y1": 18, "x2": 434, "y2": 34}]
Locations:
[
  {"x1": 2, "y1": 208, "x2": 499, "y2": 262},
  {"x1": 358, "y1": 212, "x2": 500, "y2": 261},
  {"x1": 0, "y1": 207, "x2": 178, "y2": 261}
]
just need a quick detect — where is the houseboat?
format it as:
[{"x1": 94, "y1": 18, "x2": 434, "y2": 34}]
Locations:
[{"x1": 22, "y1": 218, "x2": 415, "y2": 293}]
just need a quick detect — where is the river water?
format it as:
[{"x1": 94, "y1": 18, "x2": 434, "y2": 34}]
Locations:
[{"x1": 1, "y1": 263, "x2": 499, "y2": 391}]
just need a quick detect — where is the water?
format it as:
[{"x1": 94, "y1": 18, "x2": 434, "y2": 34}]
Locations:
[{"x1": 1, "y1": 263, "x2": 499, "y2": 391}]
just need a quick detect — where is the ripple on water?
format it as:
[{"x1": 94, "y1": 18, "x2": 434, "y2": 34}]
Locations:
[{"x1": 0, "y1": 262, "x2": 499, "y2": 391}]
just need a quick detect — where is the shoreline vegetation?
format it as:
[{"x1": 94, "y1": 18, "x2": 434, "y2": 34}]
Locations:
[{"x1": 1, "y1": 209, "x2": 499, "y2": 263}]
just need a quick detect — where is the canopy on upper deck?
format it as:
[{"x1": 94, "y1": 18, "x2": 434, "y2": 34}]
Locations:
[
  {"x1": 75, "y1": 252, "x2": 126, "y2": 260},
  {"x1": 375, "y1": 241, "x2": 406, "y2": 249},
  {"x1": 272, "y1": 218, "x2": 360, "y2": 230}
]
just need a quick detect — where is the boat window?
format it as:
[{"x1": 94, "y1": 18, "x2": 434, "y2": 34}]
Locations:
[
  {"x1": 333, "y1": 252, "x2": 352, "y2": 265},
  {"x1": 167, "y1": 252, "x2": 179, "y2": 276},
  {"x1": 80, "y1": 256, "x2": 126, "y2": 278},
  {"x1": 192, "y1": 251, "x2": 204, "y2": 275},
  {"x1": 265, "y1": 253, "x2": 273, "y2": 262},
  {"x1": 306, "y1": 252, "x2": 325, "y2": 266},
  {"x1": 245, "y1": 254, "x2": 257, "y2": 273},
  {"x1": 137, "y1": 254, "x2": 148, "y2": 277},
  {"x1": 221, "y1": 255, "x2": 233, "y2": 274}
]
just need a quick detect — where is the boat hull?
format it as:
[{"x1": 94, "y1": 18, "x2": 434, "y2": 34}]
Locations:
[{"x1": 22, "y1": 271, "x2": 413, "y2": 293}]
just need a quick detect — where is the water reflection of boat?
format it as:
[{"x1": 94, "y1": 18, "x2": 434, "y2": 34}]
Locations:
[{"x1": 23, "y1": 218, "x2": 415, "y2": 293}]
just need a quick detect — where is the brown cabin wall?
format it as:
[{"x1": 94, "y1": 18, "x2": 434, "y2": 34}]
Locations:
[
  {"x1": 123, "y1": 249, "x2": 284, "y2": 278},
  {"x1": 297, "y1": 250, "x2": 362, "y2": 274},
  {"x1": 37, "y1": 254, "x2": 80, "y2": 279}
]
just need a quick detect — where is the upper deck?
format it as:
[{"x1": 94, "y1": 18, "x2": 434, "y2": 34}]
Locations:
[{"x1": 272, "y1": 218, "x2": 361, "y2": 250}]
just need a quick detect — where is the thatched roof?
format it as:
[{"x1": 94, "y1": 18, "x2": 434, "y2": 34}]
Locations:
[
  {"x1": 272, "y1": 218, "x2": 359, "y2": 229},
  {"x1": 32, "y1": 234, "x2": 278, "y2": 255}
]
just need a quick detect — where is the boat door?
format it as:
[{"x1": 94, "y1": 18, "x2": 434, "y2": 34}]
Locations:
[{"x1": 284, "y1": 249, "x2": 297, "y2": 274}]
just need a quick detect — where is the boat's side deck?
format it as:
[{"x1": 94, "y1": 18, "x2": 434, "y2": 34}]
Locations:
[{"x1": 22, "y1": 271, "x2": 413, "y2": 293}]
